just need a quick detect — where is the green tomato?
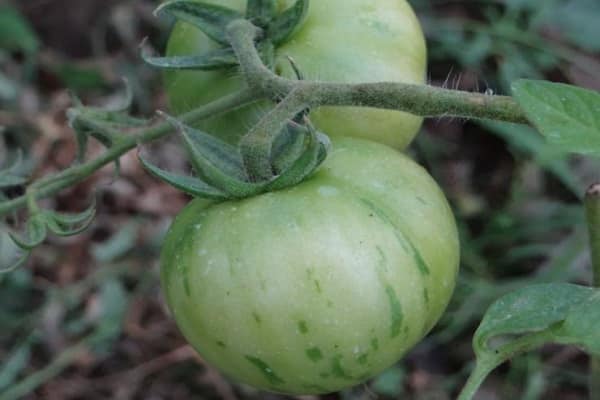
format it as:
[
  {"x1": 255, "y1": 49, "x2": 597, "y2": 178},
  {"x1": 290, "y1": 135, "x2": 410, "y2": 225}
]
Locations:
[
  {"x1": 165, "y1": 0, "x2": 427, "y2": 149},
  {"x1": 160, "y1": 137, "x2": 459, "y2": 394}
]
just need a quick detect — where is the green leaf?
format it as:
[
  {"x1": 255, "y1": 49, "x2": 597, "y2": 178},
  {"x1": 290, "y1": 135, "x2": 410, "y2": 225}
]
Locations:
[
  {"x1": 554, "y1": 291, "x2": 600, "y2": 355},
  {"x1": 268, "y1": 0, "x2": 309, "y2": 45},
  {"x1": 474, "y1": 283, "x2": 599, "y2": 357},
  {"x1": 90, "y1": 278, "x2": 128, "y2": 353},
  {"x1": 139, "y1": 154, "x2": 228, "y2": 200},
  {"x1": 371, "y1": 366, "x2": 405, "y2": 397},
  {"x1": 9, "y1": 214, "x2": 48, "y2": 251},
  {"x1": 162, "y1": 114, "x2": 246, "y2": 179},
  {"x1": 512, "y1": 80, "x2": 600, "y2": 156},
  {"x1": 91, "y1": 222, "x2": 138, "y2": 263},
  {"x1": 266, "y1": 124, "x2": 328, "y2": 191},
  {"x1": 143, "y1": 47, "x2": 238, "y2": 70},
  {"x1": 246, "y1": 0, "x2": 276, "y2": 28},
  {"x1": 0, "y1": 5, "x2": 39, "y2": 54},
  {"x1": 156, "y1": 0, "x2": 243, "y2": 45},
  {"x1": 50, "y1": 63, "x2": 106, "y2": 91}
]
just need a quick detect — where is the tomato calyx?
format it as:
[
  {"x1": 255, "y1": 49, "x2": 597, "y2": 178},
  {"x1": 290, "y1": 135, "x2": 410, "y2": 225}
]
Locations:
[
  {"x1": 139, "y1": 113, "x2": 329, "y2": 200},
  {"x1": 145, "y1": 0, "x2": 309, "y2": 72}
]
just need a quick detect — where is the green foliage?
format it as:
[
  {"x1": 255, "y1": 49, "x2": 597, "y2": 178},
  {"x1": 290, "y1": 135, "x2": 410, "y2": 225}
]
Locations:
[
  {"x1": 475, "y1": 283, "x2": 600, "y2": 358},
  {"x1": 512, "y1": 80, "x2": 600, "y2": 157}
]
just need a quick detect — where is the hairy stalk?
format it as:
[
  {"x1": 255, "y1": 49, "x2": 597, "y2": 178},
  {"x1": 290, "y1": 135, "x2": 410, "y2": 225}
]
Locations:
[
  {"x1": 240, "y1": 90, "x2": 309, "y2": 180},
  {"x1": 0, "y1": 89, "x2": 257, "y2": 218},
  {"x1": 226, "y1": 19, "x2": 529, "y2": 124},
  {"x1": 585, "y1": 183, "x2": 600, "y2": 400}
]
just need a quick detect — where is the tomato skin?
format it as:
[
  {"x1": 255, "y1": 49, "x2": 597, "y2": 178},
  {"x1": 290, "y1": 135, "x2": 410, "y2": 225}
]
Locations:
[
  {"x1": 160, "y1": 137, "x2": 459, "y2": 394},
  {"x1": 165, "y1": 0, "x2": 427, "y2": 149}
]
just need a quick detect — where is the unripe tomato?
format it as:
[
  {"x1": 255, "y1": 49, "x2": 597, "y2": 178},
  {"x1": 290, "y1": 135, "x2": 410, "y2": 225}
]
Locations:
[
  {"x1": 160, "y1": 137, "x2": 459, "y2": 394},
  {"x1": 165, "y1": 0, "x2": 427, "y2": 149}
]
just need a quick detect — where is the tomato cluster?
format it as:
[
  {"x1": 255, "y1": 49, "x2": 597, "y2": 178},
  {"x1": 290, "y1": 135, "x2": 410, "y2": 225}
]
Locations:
[{"x1": 158, "y1": 0, "x2": 459, "y2": 395}]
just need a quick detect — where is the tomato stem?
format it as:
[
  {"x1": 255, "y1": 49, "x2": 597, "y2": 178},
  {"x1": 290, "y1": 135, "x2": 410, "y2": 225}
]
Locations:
[
  {"x1": 584, "y1": 183, "x2": 600, "y2": 400},
  {"x1": 226, "y1": 19, "x2": 529, "y2": 124},
  {"x1": 0, "y1": 89, "x2": 258, "y2": 218}
]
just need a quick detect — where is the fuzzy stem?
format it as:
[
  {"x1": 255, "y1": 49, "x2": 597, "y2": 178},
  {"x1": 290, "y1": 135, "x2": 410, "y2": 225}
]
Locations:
[
  {"x1": 226, "y1": 19, "x2": 529, "y2": 124},
  {"x1": 239, "y1": 90, "x2": 308, "y2": 181},
  {"x1": 584, "y1": 183, "x2": 600, "y2": 400}
]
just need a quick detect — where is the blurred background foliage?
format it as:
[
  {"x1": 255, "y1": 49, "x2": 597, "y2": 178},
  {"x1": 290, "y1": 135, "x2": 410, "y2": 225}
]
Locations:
[{"x1": 0, "y1": 0, "x2": 599, "y2": 399}]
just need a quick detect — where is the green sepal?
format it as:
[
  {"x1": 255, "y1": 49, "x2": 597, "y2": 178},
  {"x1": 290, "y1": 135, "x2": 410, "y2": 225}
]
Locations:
[
  {"x1": 142, "y1": 114, "x2": 330, "y2": 201},
  {"x1": 271, "y1": 121, "x2": 309, "y2": 174},
  {"x1": 164, "y1": 115, "x2": 265, "y2": 198},
  {"x1": 9, "y1": 214, "x2": 48, "y2": 251},
  {"x1": 162, "y1": 113, "x2": 246, "y2": 179},
  {"x1": 156, "y1": 0, "x2": 243, "y2": 46},
  {"x1": 45, "y1": 200, "x2": 97, "y2": 237},
  {"x1": 268, "y1": 0, "x2": 309, "y2": 45},
  {"x1": 139, "y1": 153, "x2": 228, "y2": 200},
  {"x1": 246, "y1": 0, "x2": 276, "y2": 28},
  {"x1": 266, "y1": 123, "x2": 327, "y2": 191},
  {"x1": 143, "y1": 46, "x2": 238, "y2": 71}
]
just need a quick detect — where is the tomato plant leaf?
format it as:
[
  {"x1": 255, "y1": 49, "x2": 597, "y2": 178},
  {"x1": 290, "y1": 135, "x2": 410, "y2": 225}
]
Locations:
[
  {"x1": 89, "y1": 278, "x2": 129, "y2": 353},
  {"x1": 246, "y1": 0, "x2": 276, "y2": 28},
  {"x1": 155, "y1": 0, "x2": 243, "y2": 46},
  {"x1": 0, "y1": 5, "x2": 39, "y2": 55},
  {"x1": 266, "y1": 123, "x2": 327, "y2": 191},
  {"x1": 143, "y1": 47, "x2": 238, "y2": 71},
  {"x1": 512, "y1": 80, "x2": 600, "y2": 156},
  {"x1": 553, "y1": 291, "x2": 600, "y2": 354},
  {"x1": 139, "y1": 154, "x2": 228, "y2": 200},
  {"x1": 474, "y1": 283, "x2": 600, "y2": 357},
  {"x1": 268, "y1": 0, "x2": 309, "y2": 45}
]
